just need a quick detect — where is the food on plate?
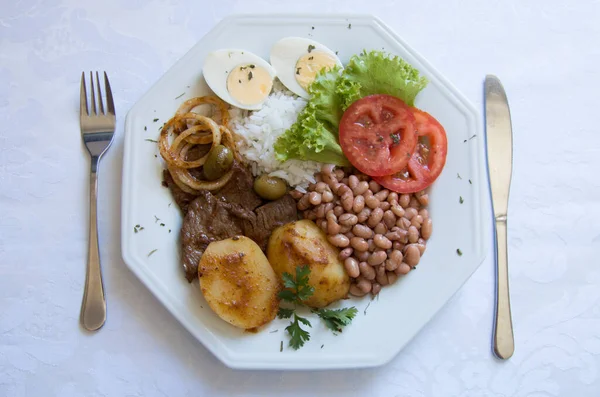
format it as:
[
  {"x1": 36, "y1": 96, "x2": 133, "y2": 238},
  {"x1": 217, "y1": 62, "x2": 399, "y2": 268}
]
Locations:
[
  {"x1": 203, "y1": 144, "x2": 234, "y2": 181},
  {"x1": 178, "y1": 167, "x2": 297, "y2": 281},
  {"x1": 374, "y1": 109, "x2": 448, "y2": 193},
  {"x1": 198, "y1": 236, "x2": 280, "y2": 329},
  {"x1": 203, "y1": 50, "x2": 276, "y2": 110},
  {"x1": 267, "y1": 220, "x2": 350, "y2": 308},
  {"x1": 292, "y1": 165, "x2": 431, "y2": 296},
  {"x1": 253, "y1": 174, "x2": 287, "y2": 200},
  {"x1": 339, "y1": 94, "x2": 418, "y2": 177},
  {"x1": 270, "y1": 37, "x2": 343, "y2": 99}
]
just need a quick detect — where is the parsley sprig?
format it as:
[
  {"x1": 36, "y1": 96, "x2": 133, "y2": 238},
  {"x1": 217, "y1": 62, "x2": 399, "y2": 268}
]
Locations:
[{"x1": 278, "y1": 265, "x2": 357, "y2": 350}]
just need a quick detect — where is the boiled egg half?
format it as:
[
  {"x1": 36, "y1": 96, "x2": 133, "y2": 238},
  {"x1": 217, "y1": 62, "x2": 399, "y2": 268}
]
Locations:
[
  {"x1": 203, "y1": 50, "x2": 276, "y2": 110},
  {"x1": 270, "y1": 37, "x2": 343, "y2": 99}
]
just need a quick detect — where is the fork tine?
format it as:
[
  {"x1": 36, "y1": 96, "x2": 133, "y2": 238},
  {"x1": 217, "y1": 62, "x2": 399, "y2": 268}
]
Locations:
[
  {"x1": 95, "y1": 71, "x2": 104, "y2": 114},
  {"x1": 104, "y1": 72, "x2": 115, "y2": 116},
  {"x1": 89, "y1": 71, "x2": 97, "y2": 115},
  {"x1": 80, "y1": 72, "x2": 88, "y2": 116}
]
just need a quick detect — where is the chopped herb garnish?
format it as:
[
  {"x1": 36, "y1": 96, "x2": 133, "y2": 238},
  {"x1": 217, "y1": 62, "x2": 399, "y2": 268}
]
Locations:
[
  {"x1": 311, "y1": 26, "x2": 315, "y2": 30},
  {"x1": 248, "y1": 71, "x2": 253, "y2": 81},
  {"x1": 468, "y1": 179, "x2": 472, "y2": 185},
  {"x1": 457, "y1": 173, "x2": 462, "y2": 179},
  {"x1": 457, "y1": 248, "x2": 463, "y2": 256},
  {"x1": 459, "y1": 196, "x2": 464, "y2": 204},
  {"x1": 377, "y1": 135, "x2": 384, "y2": 142},
  {"x1": 154, "y1": 215, "x2": 160, "y2": 223},
  {"x1": 238, "y1": 79, "x2": 242, "y2": 84},
  {"x1": 321, "y1": 344, "x2": 324, "y2": 349},
  {"x1": 168, "y1": 229, "x2": 171, "y2": 233},
  {"x1": 296, "y1": 67, "x2": 301, "y2": 75},
  {"x1": 240, "y1": 66, "x2": 247, "y2": 70},
  {"x1": 348, "y1": 23, "x2": 352, "y2": 29},
  {"x1": 390, "y1": 133, "x2": 400, "y2": 144},
  {"x1": 280, "y1": 341, "x2": 283, "y2": 352},
  {"x1": 160, "y1": 223, "x2": 165, "y2": 227},
  {"x1": 147, "y1": 249, "x2": 158, "y2": 257},
  {"x1": 335, "y1": 50, "x2": 339, "y2": 55},
  {"x1": 153, "y1": 118, "x2": 159, "y2": 122},
  {"x1": 308, "y1": 56, "x2": 314, "y2": 60},
  {"x1": 269, "y1": 329, "x2": 279, "y2": 333},
  {"x1": 278, "y1": 308, "x2": 295, "y2": 319},
  {"x1": 145, "y1": 138, "x2": 158, "y2": 143},
  {"x1": 469, "y1": 134, "x2": 477, "y2": 140},
  {"x1": 315, "y1": 307, "x2": 358, "y2": 333},
  {"x1": 249, "y1": 64, "x2": 255, "y2": 68},
  {"x1": 308, "y1": 44, "x2": 316, "y2": 53},
  {"x1": 175, "y1": 92, "x2": 185, "y2": 99},
  {"x1": 144, "y1": 126, "x2": 147, "y2": 131},
  {"x1": 134, "y1": 225, "x2": 144, "y2": 233},
  {"x1": 168, "y1": 203, "x2": 172, "y2": 207},
  {"x1": 364, "y1": 300, "x2": 372, "y2": 315}
]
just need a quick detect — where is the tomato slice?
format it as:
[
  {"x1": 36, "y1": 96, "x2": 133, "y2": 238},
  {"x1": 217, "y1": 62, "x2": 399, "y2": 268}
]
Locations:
[
  {"x1": 374, "y1": 109, "x2": 448, "y2": 193},
  {"x1": 339, "y1": 94, "x2": 417, "y2": 177}
]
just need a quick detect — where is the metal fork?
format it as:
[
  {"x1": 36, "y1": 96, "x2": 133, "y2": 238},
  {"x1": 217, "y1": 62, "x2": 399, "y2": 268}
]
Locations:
[{"x1": 79, "y1": 71, "x2": 116, "y2": 331}]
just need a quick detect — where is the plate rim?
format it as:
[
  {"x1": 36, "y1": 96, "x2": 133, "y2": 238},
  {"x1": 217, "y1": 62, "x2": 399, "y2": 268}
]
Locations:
[{"x1": 121, "y1": 12, "x2": 491, "y2": 370}]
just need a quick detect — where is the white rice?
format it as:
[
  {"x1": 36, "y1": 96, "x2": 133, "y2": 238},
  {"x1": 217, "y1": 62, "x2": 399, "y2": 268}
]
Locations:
[{"x1": 228, "y1": 81, "x2": 324, "y2": 191}]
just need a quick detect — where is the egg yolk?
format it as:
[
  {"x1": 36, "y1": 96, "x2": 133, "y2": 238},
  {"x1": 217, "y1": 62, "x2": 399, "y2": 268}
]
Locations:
[
  {"x1": 294, "y1": 51, "x2": 338, "y2": 91},
  {"x1": 226, "y1": 64, "x2": 273, "y2": 106}
]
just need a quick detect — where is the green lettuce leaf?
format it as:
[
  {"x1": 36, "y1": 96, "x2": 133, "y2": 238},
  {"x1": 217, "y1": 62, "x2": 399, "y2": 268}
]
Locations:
[{"x1": 338, "y1": 50, "x2": 428, "y2": 107}]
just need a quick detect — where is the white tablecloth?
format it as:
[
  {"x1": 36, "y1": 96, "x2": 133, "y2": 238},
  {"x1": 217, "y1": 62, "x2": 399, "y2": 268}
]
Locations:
[{"x1": 1, "y1": 0, "x2": 599, "y2": 396}]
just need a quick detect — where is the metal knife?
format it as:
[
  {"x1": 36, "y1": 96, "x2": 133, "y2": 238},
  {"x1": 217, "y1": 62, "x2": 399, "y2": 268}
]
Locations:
[{"x1": 485, "y1": 75, "x2": 515, "y2": 359}]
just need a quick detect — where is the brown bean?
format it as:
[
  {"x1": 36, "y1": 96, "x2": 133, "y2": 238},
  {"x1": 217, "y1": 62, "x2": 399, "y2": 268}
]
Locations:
[
  {"x1": 374, "y1": 222, "x2": 387, "y2": 235},
  {"x1": 349, "y1": 284, "x2": 368, "y2": 297},
  {"x1": 411, "y1": 214, "x2": 423, "y2": 229},
  {"x1": 297, "y1": 194, "x2": 311, "y2": 210},
  {"x1": 338, "y1": 225, "x2": 351, "y2": 234},
  {"x1": 359, "y1": 262, "x2": 376, "y2": 280},
  {"x1": 344, "y1": 257, "x2": 360, "y2": 278},
  {"x1": 352, "y1": 181, "x2": 369, "y2": 196},
  {"x1": 397, "y1": 217, "x2": 411, "y2": 230},
  {"x1": 399, "y1": 194, "x2": 411, "y2": 208},
  {"x1": 416, "y1": 191, "x2": 429, "y2": 206},
  {"x1": 334, "y1": 205, "x2": 344, "y2": 217},
  {"x1": 355, "y1": 250, "x2": 370, "y2": 262},
  {"x1": 352, "y1": 195, "x2": 365, "y2": 213},
  {"x1": 352, "y1": 224, "x2": 373, "y2": 239},
  {"x1": 404, "y1": 244, "x2": 421, "y2": 266},
  {"x1": 369, "y1": 180, "x2": 381, "y2": 193},
  {"x1": 322, "y1": 190, "x2": 334, "y2": 203},
  {"x1": 418, "y1": 209, "x2": 429, "y2": 219},
  {"x1": 387, "y1": 272, "x2": 399, "y2": 285},
  {"x1": 305, "y1": 210, "x2": 317, "y2": 220},
  {"x1": 418, "y1": 237, "x2": 426, "y2": 245},
  {"x1": 341, "y1": 191, "x2": 354, "y2": 212},
  {"x1": 372, "y1": 282, "x2": 382, "y2": 295},
  {"x1": 375, "y1": 265, "x2": 388, "y2": 286},
  {"x1": 421, "y1": 218, "x2": 433, "y2": 239},
  {"x1": 327, "y1": 218, "x2": 341, "y2": 235},
  {"x1": 321, "y1": 164, "x2": 335, "y2": 174},
  {"x1": 326, "y1": 209, "x2": 336, "y2": 221},
  {"x1": 367, "y1": 239, "x2": 376, "y2": 252},
  {"x1": 357, "y1": 208, "x2": 371, "y2": 223},
  {"x1": 328, "y1": 234, "x2": 349, "y2": 248},
  {"x1": 339, "y1": 213, "x2": 358, "y2": 226},
  {"x1": 323, "y1": 202, "x2": 334, "y2": 214},
  {"x1": 339, "y1": 247, "x2": 354, "y2": 260},
  {"x1": 374, "y1": 234, "x2": 392, "y2": 249},
  {"x1": 308, "y1": 192, "x2": 322, "y2": 206},
  {"x1": 384, "y1": 259, "x2": 399, "y2": 271},
  {"x1": 348, "y1": 174, "x2": 359, "y2": 190},
  {"x1": 391, "y1": 204, "x2": 405, "y2": 218},
  {"x1": 416, "y1": 243, "x2": 426, "y2": 255},
  {"x1": 389, "y1": 249, "x2": 403, "y2": 266},
  {"x1": 340, "y1": 178, "x2": 349, "y2": 186},
  {"x1": 334, "y1": 168, "x2": 345, "y2": 181},
  {"x1": 350, "y1": 237, "x2": 369, "y2": 252},
  {"x1": 314, "y1": 182, "x2": 327, "y2": 193},
  {"x1": 290, "y1": 189, "x2": 304, "y2": 199},
  {"x1": 356, "y1": 278, "x2": 372, "y2": 293},
  {"x1": 345, "y1": 232, "x2": 355, "y2": 240},
  {"x1": 315, "y1": 204, "x2": 326, "y2": 219},
  {"x1": 383, "y1": 210, "x2": 396, "y2": 228},
  {"x1": 395, "y1": 263, "x2": 412, "y2": 275},
  {"x1": 367, "y1": 250, "x2": 387, "y2": 266},
  {"x1": 368, "y1": 207, "x2": 384, "y2": 227},
  {"x1": 365, "y1": 195, "x2": 380, "y2": 209},
  {"x1": 385, "y1": 230, "x2": 402, "y2": 241},
  {"x1": 407, "y1": 225, "x2": 419, "y2": 243},
  {"x1": 318, "y1": 219, "x2": 328, "y2": 231},
  {"x1": 409, "y1": 197, "x2": 421, "y2": 209},
  {"x1": 374, "y1": 189, "x2": 389, "y2": 202},
  {"x1": 404, "y1": 207, "x2": 418, "y2": 220},
  {"x1": 337, "y1": 184, "x2": 351, "y2": 196},
  {"x1": 387, "y1": 192, "x2": 398, "y2": 204},
  {"x1": 379, "y1": 201, "x2": 391, "y2": 211},
  {"x1": 393, "y1": 241, "x2": 405, "y2": 251}
]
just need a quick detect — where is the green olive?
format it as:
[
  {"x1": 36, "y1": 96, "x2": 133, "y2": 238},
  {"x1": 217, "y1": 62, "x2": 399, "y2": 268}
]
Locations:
[
  {"x1": 253, "y1": 175, "x2": 287, "y2": 200},
  {"x1": 203, "y1": 145, "x2": 234, "y2": 181}
]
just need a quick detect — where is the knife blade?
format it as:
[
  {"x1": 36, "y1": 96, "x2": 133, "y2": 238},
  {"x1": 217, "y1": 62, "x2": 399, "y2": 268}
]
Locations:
[{"x1": 485, "y1": 75, "x2": 515, "y2": 360}]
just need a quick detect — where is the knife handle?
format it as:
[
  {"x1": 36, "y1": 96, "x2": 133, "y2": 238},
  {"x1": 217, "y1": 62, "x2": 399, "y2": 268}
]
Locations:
[{"x1": 493, "y1": 218, "x2": 514, "y2": 359}]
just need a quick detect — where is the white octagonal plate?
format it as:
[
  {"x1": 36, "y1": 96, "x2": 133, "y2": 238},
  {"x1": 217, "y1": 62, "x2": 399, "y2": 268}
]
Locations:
[{"x1": 121, "y1": 14, "x2": 492, "y2": 370}]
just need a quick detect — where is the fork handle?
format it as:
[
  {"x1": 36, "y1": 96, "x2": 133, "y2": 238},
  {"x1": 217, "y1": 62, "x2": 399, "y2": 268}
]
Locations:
[
  {"x1": 493, "y1": 219, "x2": 514, "y2": 359},
  {"x1": 80, "y1": 158, "x2": 107, "y2": 331}
]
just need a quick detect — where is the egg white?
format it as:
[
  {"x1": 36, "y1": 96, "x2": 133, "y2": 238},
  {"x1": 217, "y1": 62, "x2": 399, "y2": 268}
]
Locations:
[
  {"x1": 202, "y1": 49, "x2": 276, "y2": 110},
  {"x1": 270, "y1": 37, "x2": 343, "y2": 99}
]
